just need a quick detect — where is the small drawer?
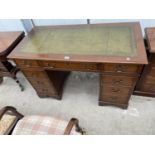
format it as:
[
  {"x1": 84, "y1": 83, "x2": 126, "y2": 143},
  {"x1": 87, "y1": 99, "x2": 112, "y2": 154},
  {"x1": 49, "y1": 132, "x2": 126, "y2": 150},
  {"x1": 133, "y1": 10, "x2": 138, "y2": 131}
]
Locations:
[
  {"x1": 100, "y1": 64, "x2": 141, "y2": 74},
  {"x1": 101, "y1": 84, "x2": 132, "y2": 96},
  {"x1": 15, "y1": 60, "x2": 40, "y2": 68},
  {"x1": 100, "y1": 94, "x2": 128, "y2": 105},
  {"x1": 100, "y1": 75, "x2": 137, "y2": 86},
  {"x1": 40, "y1": 61, "x2": 98, "y2": 72}
]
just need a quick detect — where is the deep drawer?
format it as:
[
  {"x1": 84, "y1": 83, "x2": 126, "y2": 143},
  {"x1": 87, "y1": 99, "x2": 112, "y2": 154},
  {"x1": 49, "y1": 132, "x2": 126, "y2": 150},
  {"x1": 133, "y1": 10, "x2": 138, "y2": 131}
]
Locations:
[
  {"x1": 100, "y1": 75, "x2": 137, "y2": 86},
  {"x1": 100, "y1": 84, "x2": 132, "y2": 96},
  {"x1": 99, "y1": 94, "x2": 129, "y2": 105}
]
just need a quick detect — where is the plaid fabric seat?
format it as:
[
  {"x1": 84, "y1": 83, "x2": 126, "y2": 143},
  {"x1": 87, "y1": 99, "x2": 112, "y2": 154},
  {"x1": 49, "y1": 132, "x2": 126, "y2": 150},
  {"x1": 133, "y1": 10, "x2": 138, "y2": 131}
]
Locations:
[
  {"x1": 12, "y1": 116, "x2": 81, "y2": 135},
  {"x1": 0, "y1": 114, "x2": 16, "y2": 135}
]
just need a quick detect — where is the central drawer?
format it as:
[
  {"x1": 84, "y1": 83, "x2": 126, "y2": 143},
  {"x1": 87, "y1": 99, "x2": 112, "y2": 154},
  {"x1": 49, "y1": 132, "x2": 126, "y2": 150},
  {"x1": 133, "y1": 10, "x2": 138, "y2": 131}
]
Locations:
[{"x1": 39, "y1": 61, "x2": 98, "y2": 72}]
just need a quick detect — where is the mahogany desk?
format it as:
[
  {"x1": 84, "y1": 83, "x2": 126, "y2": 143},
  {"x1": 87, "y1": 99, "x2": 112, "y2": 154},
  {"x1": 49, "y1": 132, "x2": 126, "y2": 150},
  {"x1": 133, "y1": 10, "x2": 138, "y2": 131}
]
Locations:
[
  {"x1": 8, "y1": 23, "x2": 148, "y2": 109},
  {"x1": 134, "y1": 27, "x2": 155, "y2": 97},
  {"x1": 0, "y1": 31, "x2": 24, "y2": 90}
]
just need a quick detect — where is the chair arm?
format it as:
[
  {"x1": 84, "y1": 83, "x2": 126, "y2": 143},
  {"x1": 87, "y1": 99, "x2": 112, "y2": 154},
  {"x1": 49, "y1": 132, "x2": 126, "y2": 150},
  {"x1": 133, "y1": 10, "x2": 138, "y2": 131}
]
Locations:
[
  {"x1": 64, "y1": 118, "x2": 84, "y2": 135},
  {"x1": 0, "y1": 106, "x2": 24, "y2": 120}
]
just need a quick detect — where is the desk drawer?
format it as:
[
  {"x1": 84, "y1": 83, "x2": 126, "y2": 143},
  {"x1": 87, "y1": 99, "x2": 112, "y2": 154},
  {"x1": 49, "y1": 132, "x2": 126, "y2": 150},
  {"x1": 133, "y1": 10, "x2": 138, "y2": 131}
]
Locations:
[
  {"x1": 101, "y1": 64, "x2": 141, "y2": 74},
  {"x1": 100, "y1": 94, "x2": 128, "y2": 105},
  {"x1": 101, "y1": 84, "x2": 131, "y2": 96},
  {"x1": 15, "y1": 60, "x2": 40, "y2": 68},
  {"x1": 100, "y1": 75, "x2": 137, "y2": 86},
  {"x1": 40, "y1": 61, "x2": 98, "y2": 72}
]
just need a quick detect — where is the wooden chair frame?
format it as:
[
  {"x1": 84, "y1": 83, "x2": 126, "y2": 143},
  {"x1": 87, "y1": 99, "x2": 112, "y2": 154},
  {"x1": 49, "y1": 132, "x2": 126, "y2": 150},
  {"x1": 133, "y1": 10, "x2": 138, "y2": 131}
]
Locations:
[{"x1": 0, "y1": 106, "x2": 85, "y2": 135}]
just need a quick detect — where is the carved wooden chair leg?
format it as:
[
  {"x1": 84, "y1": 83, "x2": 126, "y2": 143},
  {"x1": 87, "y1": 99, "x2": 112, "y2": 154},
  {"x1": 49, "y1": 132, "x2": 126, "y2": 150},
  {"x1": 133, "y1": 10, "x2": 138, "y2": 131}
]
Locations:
[
  {"x1": 64, "y1": 118, "x2": 86, "y2": 135},
  {"x1": 11, "y1": 68, "x2": 24, "y2": 91},
  {"x1": 13, "y1": 76, "x2": 24, "y2": 91},
  {"x1": 0, "y1": 77, "x2": 3, "y2": 84}
]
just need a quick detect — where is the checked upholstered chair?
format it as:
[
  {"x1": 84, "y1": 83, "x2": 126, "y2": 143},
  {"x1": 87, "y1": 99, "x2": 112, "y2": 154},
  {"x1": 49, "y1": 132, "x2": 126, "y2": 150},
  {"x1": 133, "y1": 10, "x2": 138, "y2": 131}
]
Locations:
[{"x1": 0, "y1": 106, "x2": 85, "y2": 135}]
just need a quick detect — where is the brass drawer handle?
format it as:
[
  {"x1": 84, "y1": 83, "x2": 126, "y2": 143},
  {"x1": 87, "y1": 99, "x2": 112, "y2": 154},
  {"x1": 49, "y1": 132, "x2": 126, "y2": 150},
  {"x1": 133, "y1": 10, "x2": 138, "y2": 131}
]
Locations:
[
  {"x1": 115, "y1": 65, "x2": 126, "y2": 72},
  {"x1": 46, "y1": 63, "x2": 55, "y2": 68},
  {"x1": 111, "y1": 88, "x2": 120, "y2": 93},
  {"x1": 23, "y1": 61, "x2": 31, "y2": 67},
  {"x1": 113, "y1": 79, "x2": 123, "y2": 84},
  {"x1": 49, "y1": 66, "x2": 54, "y2": 69}
]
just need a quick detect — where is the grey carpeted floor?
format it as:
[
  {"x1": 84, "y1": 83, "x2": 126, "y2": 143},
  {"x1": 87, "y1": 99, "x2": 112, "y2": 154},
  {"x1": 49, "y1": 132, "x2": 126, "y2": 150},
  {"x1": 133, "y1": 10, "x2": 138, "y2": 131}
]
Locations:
[{"x1": 0, "y1": 71, "x2": 155, "y2": 135}]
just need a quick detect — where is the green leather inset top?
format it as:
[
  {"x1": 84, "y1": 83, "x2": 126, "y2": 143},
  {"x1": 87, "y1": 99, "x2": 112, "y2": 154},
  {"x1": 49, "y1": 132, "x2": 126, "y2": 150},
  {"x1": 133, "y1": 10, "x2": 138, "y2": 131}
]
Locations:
[{"x1": 20, "y1": 25, "x2": 137, "y2": 57}]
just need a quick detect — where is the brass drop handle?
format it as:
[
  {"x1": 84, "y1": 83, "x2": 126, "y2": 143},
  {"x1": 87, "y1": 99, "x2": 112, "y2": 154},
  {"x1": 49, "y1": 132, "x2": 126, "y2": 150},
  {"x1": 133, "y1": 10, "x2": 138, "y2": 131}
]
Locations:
[
  {"x1": 46, "y1": 63, "x2": 55, "y2": 68},
  {"x1": 113, "y1": 79, "x2": 123, "y2": 84},
  {"x1": 115, "y1": 65, "x2": 125, "y2": 72},
  {"x1": 24, "y1": 61, "x2": 31, "y2": 67},
  {"x1": 111, "y1": 88, "x2": 120, "y2": 93}
]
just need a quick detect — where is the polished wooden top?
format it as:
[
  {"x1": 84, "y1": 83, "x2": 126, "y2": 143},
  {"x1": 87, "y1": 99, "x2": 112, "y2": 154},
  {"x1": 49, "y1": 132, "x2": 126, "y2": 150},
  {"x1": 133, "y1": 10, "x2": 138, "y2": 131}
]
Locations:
[
  {"x1": 145, "y1": 28, "x2": 155, "y2": 53},
  {"x1": 9, "y1": 23, "x2": 148, "y2": 64},
  {"x1": 0, "y1": 31, "x2": 24, "y2": 56}
]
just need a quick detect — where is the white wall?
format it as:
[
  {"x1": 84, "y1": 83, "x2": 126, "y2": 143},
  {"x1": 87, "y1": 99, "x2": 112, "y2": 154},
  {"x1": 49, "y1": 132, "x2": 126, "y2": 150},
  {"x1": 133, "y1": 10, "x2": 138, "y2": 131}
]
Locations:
[
  {"x1": 90, "y1": 19, "x2": 155, "y2": 35},
  {"x1": 32, "y1": 19, "x2": 87, "y2": 26},
  {"x1": 0, "y1": 19, "x2": 26, "y2": 32}
]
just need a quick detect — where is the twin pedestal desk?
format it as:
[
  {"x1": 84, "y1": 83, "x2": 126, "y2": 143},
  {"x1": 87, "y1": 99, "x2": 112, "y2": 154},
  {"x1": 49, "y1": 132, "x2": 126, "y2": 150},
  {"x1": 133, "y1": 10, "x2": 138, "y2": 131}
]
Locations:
[{"x1": 8, "y1": 22, "x2": 149, "y2": 109}]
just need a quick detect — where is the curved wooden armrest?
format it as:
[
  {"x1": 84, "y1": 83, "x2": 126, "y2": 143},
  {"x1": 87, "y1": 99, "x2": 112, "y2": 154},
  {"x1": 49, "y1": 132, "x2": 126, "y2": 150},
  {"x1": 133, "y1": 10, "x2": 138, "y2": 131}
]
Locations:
[
  {"x1": 64, "y1": 118, "x2": 84, "y2": 135},
  {"x1": 0, "y1": 106, "x2": 24, "y2": 120}
]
